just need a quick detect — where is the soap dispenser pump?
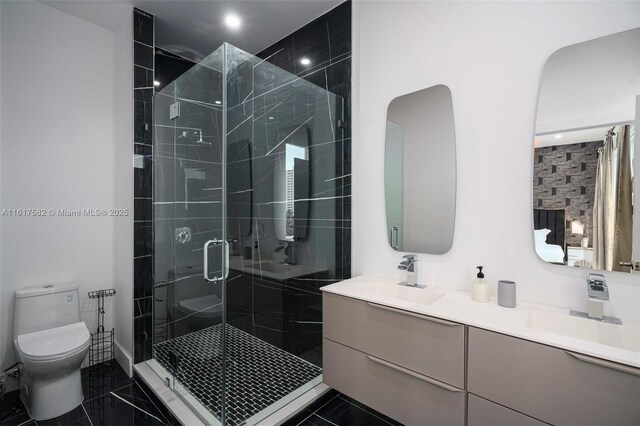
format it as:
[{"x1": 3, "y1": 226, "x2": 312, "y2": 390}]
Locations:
[{"x1": 471, "y1": 266, "x2": 490, "y2": 303}]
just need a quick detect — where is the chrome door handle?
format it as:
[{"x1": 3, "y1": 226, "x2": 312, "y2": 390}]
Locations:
[
  {"x1": 203, "y1": 238, "x2": 227, "y2": 282},
  {"x1": 566, "y1": 351, "x2": 640, "y2": 376},
  {"x1": 390, "y1": 226, "x2": 399, "y2": 250},
  {"x1": 366, "y1": 302, "x2": 460, "y2": 326},
  {"x1": 366, "y1": 355, "x2": 463, "y2": 392}
]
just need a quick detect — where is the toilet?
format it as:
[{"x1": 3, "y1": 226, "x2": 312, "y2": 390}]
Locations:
[{"x1": 13, "y1": 282, "x2": 91, "y2": 420}]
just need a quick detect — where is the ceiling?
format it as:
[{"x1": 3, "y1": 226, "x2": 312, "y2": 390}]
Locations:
[
  {"x1": 42, "y1": 0, "x2": 344, "y2": 61},
  {"x1": 535, "y1": 126, "x2": 609, "y2": 148}
]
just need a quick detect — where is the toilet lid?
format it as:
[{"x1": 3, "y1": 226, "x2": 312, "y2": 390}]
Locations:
[{"x1": 17, "y1": 322, "x2": 90, "y2": 359}]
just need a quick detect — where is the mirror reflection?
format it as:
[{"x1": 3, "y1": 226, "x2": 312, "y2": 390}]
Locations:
[
  {"x1": 274, "y1": 125, "x2": 311, "y2": 242},
  {"x1": 384, "y1": 84, "x2": 456, "y2": 254},
  {"x1": 533, "y1": 28, "x2": 639, "y2": 272}
]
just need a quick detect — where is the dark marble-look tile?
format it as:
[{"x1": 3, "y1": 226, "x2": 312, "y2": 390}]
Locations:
[
  {"x1": 318, "y1": 395, "x2": 401, "y2": 426},
  {"x1": 134, "y1": 253, "x2": 153, "y2": 299},
  {"x1": 327, "y1": 2, "x2": 352, "y2": 60},
  {"x1": 135, "y1": 65, "x2": 154, "y2": 89},
  {"x1": 134, "y1": 144, "x2": 152, "y2": 198},
  {"x1": 257, "y1": 37, "x2": 295, "y2": 74},
  {"x1": 133, "y1": 9, "x2": 153, "y2": 46},
  {"x1": 0, "y1": 410, "x2": 30, "y2": 426},
  {"x1": 81, "y1": 360, "x2": 133, "y2": 400},
  {"x1": 134, "y1": 314, "x2": 153, "y2": 363},
  {"x1": 84, "y1": 383, "x2": 168, "y2": 426},
  {"x1": 0, "y1": 420, "x2": 34, "y2": 426},
  {"x1": 134, "y1": 222, "x2": 152, "y2": 258},
  {"x1": 134, "y1": 296, "x2": 153, "y2": 319},
  {"x1": 293, "y1": 17, "x2": 331, "y2": 75},
  {"x1": 0, "y1": 390, "x2": 28, "y2": 426},
  {"x1": 135, "y1": 197, "x2": 152, "y2": 222},
  {"x1": 37, "y1": 404, "x2": 91, "y2": 426},
  {"x1": 134, "y1": 89, "x2": 153, "y2": 145},
  {"x1": 134, "y1": 378, "x2": 178, "y2": 426},
  {"x1": 134, "y1": 42, "x2": 154, "y2": 69},
  {"x1": 296, "y1": 413, "x2": 335, "y2": 425},
  {"x1": 154, "y1": 49, "x2": 196, "y2": 93}
]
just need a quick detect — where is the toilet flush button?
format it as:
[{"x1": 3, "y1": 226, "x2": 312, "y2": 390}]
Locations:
[{"x1": 66, "y1": 295, "x2": 73, "y2": 302}]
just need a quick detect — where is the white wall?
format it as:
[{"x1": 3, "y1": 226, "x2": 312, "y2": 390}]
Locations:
[
  {"x1": 352, "y1": 1, "x2": 640, "y2": 321},
  {"x1": 0, "y1": 1, "x2": 133, "y2": 373},
  {"x1": 536, "y1": 27, "x2": 640, "y2": 134}
]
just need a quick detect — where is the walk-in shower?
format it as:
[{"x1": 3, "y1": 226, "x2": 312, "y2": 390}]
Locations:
[{"x1": 147, "y1": 43, "x2": 344, "y2": 425}]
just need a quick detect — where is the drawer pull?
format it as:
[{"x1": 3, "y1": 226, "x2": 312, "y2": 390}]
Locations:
[
  {"x1": 366, "y1": 354, "x2": 463, "y2": 392},
  {"x1": 366, "y1": 302, "x2": 460, "y2": 326},
  {"x1": 566, "y1": 352, "x2": 640, "y2": 376}
]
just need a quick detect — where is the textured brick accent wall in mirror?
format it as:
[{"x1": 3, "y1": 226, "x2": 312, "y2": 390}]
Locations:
[{"x1": 533, "y1": 141, "x2": 602, "y2": 247}]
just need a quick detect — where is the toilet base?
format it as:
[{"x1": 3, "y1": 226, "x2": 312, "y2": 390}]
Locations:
[{"x1": 21, "y1": 368, "x2": 85, "y2": 421}]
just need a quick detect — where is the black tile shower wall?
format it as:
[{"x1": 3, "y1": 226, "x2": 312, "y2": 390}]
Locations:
[
  {"x1": 533, "y1": 141, "x2": 602, "y2": 247},
  {"x1": 154, "y1": 48, "x2": 197, "y2": 92},
  {"x1": 256, "y1": 0, "x2": 352, "y2": 280},
  {"x1": 133, "y1": 8, "x2": 154, "y2": 364}
]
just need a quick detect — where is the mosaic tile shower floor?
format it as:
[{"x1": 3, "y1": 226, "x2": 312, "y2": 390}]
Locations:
[{"x1": 153, "y1": 324, "x2": 322, "y2": 426}]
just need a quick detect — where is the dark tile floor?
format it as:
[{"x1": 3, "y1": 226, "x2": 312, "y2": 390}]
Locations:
[
  {"x1": 283, "y1": 390, "x2": 402, "y2": 426},
  {"x1": 0, "y1": 361, "x2": 177, "y2": 426}
]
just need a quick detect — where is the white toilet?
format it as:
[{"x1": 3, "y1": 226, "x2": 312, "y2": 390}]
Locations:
[{"x1": 13, "y1": 282, "x2": 91, "y2": 420}]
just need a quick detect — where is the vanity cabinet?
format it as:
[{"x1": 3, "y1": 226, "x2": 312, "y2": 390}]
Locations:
[
  {"x1": 323, "y1": 293, "x2": 466, "y2": 425},
  {"x1": 322, "y1": 291, "x2": 640, "y2": 426},
  {"x1": 323, "y1": 293, "x2": 465, "y2": 388},
  {"x1": 467, "y1": 394, "x2": 546, "y2": 426},
  {"x1": 467, "y1": 327, "x2": 640, "y2": 425},
  {"x1": 324, "y1": 338, "x2": 465, "y2": 425}
]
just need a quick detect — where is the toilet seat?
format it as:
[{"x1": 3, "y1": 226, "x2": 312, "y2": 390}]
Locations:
[{"x1": 17, "y1": 322, "x2": 90, "y2": 361}]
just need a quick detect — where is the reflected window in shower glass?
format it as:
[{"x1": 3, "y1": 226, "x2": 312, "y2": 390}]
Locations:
[{"x1": 275, "y1": 126, "x2": 310, "y2": 241}]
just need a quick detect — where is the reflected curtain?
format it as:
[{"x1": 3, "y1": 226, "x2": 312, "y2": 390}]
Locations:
[
  {"x1": 614, "y1": 125, "x2": 633, "y2": 271},
  {"x1": 592, "y1": 125, "x2": 633, "y2": 271}
]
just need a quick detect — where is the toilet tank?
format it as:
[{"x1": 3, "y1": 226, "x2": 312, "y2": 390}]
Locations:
[{"x1": 14, "y1": 282, "x2": 81, "y2": 338}]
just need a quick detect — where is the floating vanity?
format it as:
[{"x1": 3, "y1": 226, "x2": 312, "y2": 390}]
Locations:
[{"x1": 321, "y1": 276, "x2": 640, "y2": 426}]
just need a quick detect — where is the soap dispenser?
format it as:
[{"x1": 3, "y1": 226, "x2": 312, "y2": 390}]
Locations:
[{"x1": 471, "y1": 266, "x2": 490, "y2": 303}]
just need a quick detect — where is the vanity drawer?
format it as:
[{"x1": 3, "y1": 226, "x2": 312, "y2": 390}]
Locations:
[
  {"x1": 323, "y1": 293, "x2": 465, "y2": 388},
  {"x1": 323, "y1": 338, "x2": 465, "y2": 426},
  {"x1": 468, "y1": 327, "x2": 640, "y2": 425},
  {"x1": 467, "y1": 394, "x2": 547, "y2": 426}
]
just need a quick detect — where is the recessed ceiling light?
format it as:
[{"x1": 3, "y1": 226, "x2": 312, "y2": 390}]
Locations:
[
  {"x1": 215, "y1": 100, "x2": 222, "y2": 105},
  {"x1": 224, "y1": 14, "x2": 241, "y2": 29},
  {"x1": 555, "y1": 134, "x2": 563, "y2": 139},
  {"x1": 299, "y1": 57, "x2": 311, "y2": 66},
  {"x1": 153, "y1": 80, "x2": 160, "y2": 86}
]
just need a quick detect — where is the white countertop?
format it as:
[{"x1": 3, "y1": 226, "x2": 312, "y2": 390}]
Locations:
[
  {"x1": 229, "y1": 256, "x2": 327, "y2": 281},
  {"x1": 321, "y1": 275, "x2": 640, "y2": 368}
]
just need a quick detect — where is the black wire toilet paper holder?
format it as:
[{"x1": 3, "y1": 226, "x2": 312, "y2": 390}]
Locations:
[{"x1": 87, "y1": 289, "x2": 116, "y2": 368}]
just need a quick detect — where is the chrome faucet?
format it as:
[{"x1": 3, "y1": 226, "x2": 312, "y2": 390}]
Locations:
[
  {"x1": 570, "y1": 273, "x2": 621, "y2": 324},
  {"x1": 586, "y1": 273, "x2": 608, "y2": 320},
  {"x1": 397, "y1": 254, "x2": 425, "y2": 288},
  {"x1": 274, "y1": 241, "x2": 296, "y2": 265}
]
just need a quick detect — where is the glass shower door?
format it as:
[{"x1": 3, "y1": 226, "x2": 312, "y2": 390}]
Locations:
[
  {"x1": 152, "y1": 46, "x2": 226, "y2": 424},
  {"x1": 150, "y1": 43, "x2": 343, "y2": 425}
]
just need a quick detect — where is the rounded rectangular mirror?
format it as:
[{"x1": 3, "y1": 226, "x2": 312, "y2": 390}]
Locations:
[
  {"x1": 384, "y1": 84, "x2": 456, "y2": 254},
  {"x1": 533, "y1": 28, "x2": 639, "y2": 272}
]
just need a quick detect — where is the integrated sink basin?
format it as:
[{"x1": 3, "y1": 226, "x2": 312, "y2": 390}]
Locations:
[
  {"x1": 526, "y1": 309, "x2": 640, "y2": 352},
  {"x1": 341, "y1": 279, "x2": 444, "y2": 305}
]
